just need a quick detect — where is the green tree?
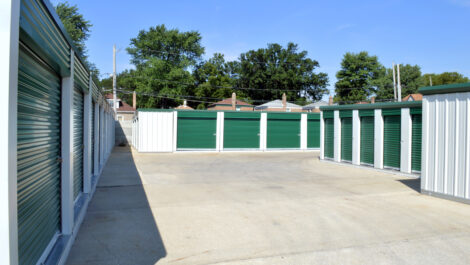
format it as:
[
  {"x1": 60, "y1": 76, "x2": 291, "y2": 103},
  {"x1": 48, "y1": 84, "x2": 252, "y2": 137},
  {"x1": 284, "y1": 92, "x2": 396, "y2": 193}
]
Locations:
[
  {"x1": 421, "y1": 72, "x2": 469, "y2": 86},
  {"x1": 375, "y1": 64, "x2": 424, "y2": 100},
  {"x1": 126, "y1": 25, "x2": 204, "y2": 108},
  {"x1": 55, "y1": 1, "x2": 101, "y2": 83},
  {"x1": 334, "y1": 51, "x2": 384, "y2": 103},
  {"x1": 55, "y1": 1, "x2": 92, "y2": 59},
  {"x1": 193, "y1": 53, "x2": 246, "y2": 109},
  {"x1": 237, "y1": 43, "x2": 329, "y2": 103}
]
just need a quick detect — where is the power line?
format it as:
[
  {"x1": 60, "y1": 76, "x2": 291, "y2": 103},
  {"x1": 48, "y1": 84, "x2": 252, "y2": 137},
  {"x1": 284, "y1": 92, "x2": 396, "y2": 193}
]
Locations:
[{"x1": 115, "y1": 88, "x2": 396, "y2": 106}]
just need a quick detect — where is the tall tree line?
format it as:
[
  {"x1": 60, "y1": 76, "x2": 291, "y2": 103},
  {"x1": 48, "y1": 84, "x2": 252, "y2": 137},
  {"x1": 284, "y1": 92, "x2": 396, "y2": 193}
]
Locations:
[
  {"x1": 334, "y1": 51, "x2": 470, "y2": 104},
  {"x1": 54, "y1": 2, "x2": 470, "y2": 108}
]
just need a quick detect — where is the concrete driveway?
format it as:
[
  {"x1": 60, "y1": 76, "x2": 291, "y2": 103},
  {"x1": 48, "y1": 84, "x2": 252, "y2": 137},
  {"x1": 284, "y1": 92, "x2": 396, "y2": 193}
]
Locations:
[{"x1": 67, "y1": 147, "x2": 470, "y2": 265}]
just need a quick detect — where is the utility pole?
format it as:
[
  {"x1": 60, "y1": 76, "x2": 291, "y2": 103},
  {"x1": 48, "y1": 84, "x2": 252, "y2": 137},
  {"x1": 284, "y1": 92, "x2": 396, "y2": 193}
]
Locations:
[
  {"x1": 429, "y1": 76, "x2": 433, "y2": 86},
  {"x1": 397, "y1": 64, "x2": 402, "y2": 102},
  {"x1": 392, "y1": 63, "x2": 397, "y2": 101},
  {"x1": 112, "y1": 44, "x2": 117, "y2": 117}
]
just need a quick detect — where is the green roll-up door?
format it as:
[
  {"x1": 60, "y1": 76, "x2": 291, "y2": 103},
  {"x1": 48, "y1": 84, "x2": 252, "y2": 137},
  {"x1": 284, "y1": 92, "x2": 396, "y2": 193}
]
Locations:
[
  {"x1": 360, "y1": 116, "x2": 374, "y2": 165},
  {"x1": 307, "y1": 114, "x2": 320, "y2": 148},
  {"x1": 411, "y1": 114, "x2": 422, "y2": 172},
  {"x1": 383, "y1": 115, "x2": 401, "y2": 169},
  {"x1": 73, "y1": 87, "x2": 84, "y2": 199},
  {"x1": 177, "y1": 111, "x2": 217, "y2": 149},
  {"x1": 341, "y1": 117, "x2": 352, "y2": 161},
  {"x1": 91, "y1": 102, "x2": 95, "y2": 175},
  {"x1": 324, "y1": 118, "x2": 334, "y2": 158},
  {"x1": 17, "y1": 44, "x2": 61, "y2": 265},
  {"x1": 224, "y1": 112, "x2": 260, "y2": 149},
  {"x1": 267, "y1": 113, "x2": 301, "y2": 149}
]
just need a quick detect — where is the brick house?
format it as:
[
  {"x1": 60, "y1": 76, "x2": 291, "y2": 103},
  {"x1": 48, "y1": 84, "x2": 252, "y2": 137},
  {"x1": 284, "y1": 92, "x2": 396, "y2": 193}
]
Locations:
[{"x1": 207, "y1": 93, "x2": 253, "y2": 111}]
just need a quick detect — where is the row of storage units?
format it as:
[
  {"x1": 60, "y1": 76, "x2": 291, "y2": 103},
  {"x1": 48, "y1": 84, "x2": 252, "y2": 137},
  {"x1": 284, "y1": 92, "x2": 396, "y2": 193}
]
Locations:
[
  {"x1": 2, "y1": 1, "x2": 115, "y2": 265},
  {"x1": 132, "y1": 110, "x2": 321, "y2": 152},
  {"x1": 320, "y1": 101, "x2": 422, "y2": 174}
]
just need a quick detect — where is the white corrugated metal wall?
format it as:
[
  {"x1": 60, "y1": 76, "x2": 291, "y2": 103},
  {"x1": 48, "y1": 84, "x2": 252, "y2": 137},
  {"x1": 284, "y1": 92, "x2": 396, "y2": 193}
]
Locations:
[{"x1": 421, "y1": 91, "x2": 470, "y2": 202}]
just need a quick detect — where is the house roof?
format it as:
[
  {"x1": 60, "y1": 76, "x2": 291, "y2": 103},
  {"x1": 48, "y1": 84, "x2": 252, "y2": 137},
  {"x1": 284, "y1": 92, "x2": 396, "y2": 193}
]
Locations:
[
  {"x1": 254, "y1": 99, "x2": 302, "y2": 110},
  {"x1": 209, "y1": 98, "x2": 252, "y2": 107},
  {"x1": 403, "y1": 93, "x2": 423, "y2": 101},
  {"x1": 175, "y1": 105, "x2": 194, "y2": 110},
  {"x1": 105, "y1": 93, "x2": 136, "y2": 112},
  {"x1": 302, "y1": 100, "x2": 328, "y2": 109}
]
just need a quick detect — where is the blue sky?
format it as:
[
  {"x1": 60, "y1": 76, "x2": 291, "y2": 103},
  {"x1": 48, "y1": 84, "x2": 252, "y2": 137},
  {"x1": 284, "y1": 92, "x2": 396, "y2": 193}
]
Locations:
[{"x1": 51, "y1": 0, "x2": 470, "y2": 98}]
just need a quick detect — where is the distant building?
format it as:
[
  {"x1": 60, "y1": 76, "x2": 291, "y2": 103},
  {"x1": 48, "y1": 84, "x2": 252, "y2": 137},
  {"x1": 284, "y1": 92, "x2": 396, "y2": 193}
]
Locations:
[
  {"x1": 105, "y1": 93, "x2": 136, "y2": 121},
  {"x1": 302, "y1": 100, "x2": 328, "y2": 113},
  {"x1": 403, "y1": 93, "x2": 423, "y2": 101},
  {"x1": 254, "y1": 93, "x2": 303, "y2": 112},
  {"x1": 105, "y1": 92, "x2": 137, "y2": 146},
  {"x1": 207, "y1": 93, "x2": 253, "y2": 111},
  {"x1": 175, "y1": 100, "x2": 194, "y2": 110}
]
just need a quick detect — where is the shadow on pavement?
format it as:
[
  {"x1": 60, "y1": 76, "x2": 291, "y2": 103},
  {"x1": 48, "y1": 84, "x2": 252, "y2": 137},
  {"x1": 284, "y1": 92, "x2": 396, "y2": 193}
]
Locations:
[
  {"x1": 397, "y1": 178, "x2": 421, "y2": 193},
  {"x1": 66, "y1": 146, "x2": 166, "y2": 265}
]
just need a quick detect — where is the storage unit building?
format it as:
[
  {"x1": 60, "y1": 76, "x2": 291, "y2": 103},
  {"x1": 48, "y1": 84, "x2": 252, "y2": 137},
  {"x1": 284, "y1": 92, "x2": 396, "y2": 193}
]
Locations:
[
  {"x1": 133, "y1": 110, "x2": 321, "y2": 152},
  {"x1": 223, "y1": 112, "x2": 260, "y2": 149},
  {"x1": 306, "y1": 113, "x2": 321, "y2": 148},
  {"x1": 2, "y1": 1, "x2": 116, "y2": 264},
  {"x1": 359, "y1": 110, "x2": 374, "y2": 165},
  {"x1": 382, "y1": 109, "x2": 401, "y2": 169},
  {"x1": 266, "y1": 113, "x2": 301, "y2": 149},
  {"x1": 411, "y1": 108, "x2": 422, "y2": 172},
  {"x1": 320, "y1": 101, "x2": 421, "y2": 174},
  {"x1": 177, "y1": 111, "x2": 218, "y2": 150},
  {"x1": 340, "y1": 110, "x2": 352, "y2": 162},
  {"x1": 420, "y1": 83, "x2": 470, "y2": 204},
  {"x1": 323, "y1": 111, "x2": 335, "y2": 159}
]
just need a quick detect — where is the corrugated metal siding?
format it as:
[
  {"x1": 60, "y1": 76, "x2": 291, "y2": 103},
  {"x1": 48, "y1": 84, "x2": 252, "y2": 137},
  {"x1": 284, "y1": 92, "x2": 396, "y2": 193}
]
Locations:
[
  {"x1": 267, "y1": 113, "x2": 301, "y2": 148},
  {"x1": 411, "y1": 114, "x2": 422, "y2": 172},
  {"x1": 339, "y1": 110, "x2": 352, "y2": 118},
  {"x1": 324, "y1": 118, "x2": 334, "y2": 158},
  {"x1": 19, "y1": 0, "x2": 70, "y2": 75},
  {"x1": 323, "y1": 111, "x2": 334, "y2": 119},
  {"x1": 73, "y1": 87, "x2": 84, "y2": 199},
  {"x1": 383, "y1": 115, "x2": 401, "y2": 169},
  {"x1": 360, "y1": 116, "x2": 374, "y2": 165},
  {"x1": 17, "y1": 44, "x2": 61, "y2": 265},
  {"x1": 74, "y1": 55, "x2": 88, "y2": 93},
  {"x1": 359, "y1": 109, "x2": 374, "y2": 117},
  {"x1": 91, "y1": 102, "x2": 95, "y2": 174},
  {"x1": 422, "y1": 93, "x2": 470, "y2": 200},
  {"x1": 341, "y1": 117, "x2": 352, "y2": 161},
  {"x1": 139, "y1": 112, "x2": 174, "y2": 152},
  {"x1": 177, "y1": 111, "x2": 217, "y2": 149},
  {"x1": 223, "y1": 112, "x2": 260, "y2": 149},
  {"x1": 307, "y1": 119, "x2": 320, "y2": 148}
]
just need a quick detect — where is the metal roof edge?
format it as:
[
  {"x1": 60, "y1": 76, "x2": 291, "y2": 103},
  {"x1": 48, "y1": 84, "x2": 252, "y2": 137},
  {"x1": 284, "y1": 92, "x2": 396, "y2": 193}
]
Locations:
[
  {"x1": 419, "y1": 82, "x2": 470, "y2": 95},
  {"x1": 320, "y1": 101, "x2": 422, "y2": 111}
]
